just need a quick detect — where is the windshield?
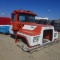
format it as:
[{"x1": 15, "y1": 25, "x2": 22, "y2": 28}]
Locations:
[{"x1": 18, "y1": 14, "x2": 35, "y2": 22}]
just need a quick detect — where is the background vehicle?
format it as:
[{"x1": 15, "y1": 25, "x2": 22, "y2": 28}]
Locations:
[{"x1": 0, "y1": 17, "x2": 11, "y2": 34}]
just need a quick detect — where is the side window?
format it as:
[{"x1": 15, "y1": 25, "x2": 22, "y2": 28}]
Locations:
[
  {"x1": 19, "y1": 15, "x2": 25, "y2": 22},
  {"x1": 12, "y1": 14, "x2": 15, "y2": 21}
]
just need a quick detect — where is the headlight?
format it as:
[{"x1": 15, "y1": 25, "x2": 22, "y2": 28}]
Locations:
[
  {"x1": 54, "y1": 33, "x2": 57, "y2": 37},
  {"x1": 33, "y1": 36, "x2": 39, "y2": 42}
]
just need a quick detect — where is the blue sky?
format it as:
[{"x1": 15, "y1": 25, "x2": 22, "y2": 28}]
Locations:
[{"x1": 0, "y1": 0, "x2": 60, "y2": 20}]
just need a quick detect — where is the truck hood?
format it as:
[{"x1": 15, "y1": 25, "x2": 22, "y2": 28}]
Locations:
[{"x1": 18, "y1": 23, "x2": 52, "y2": 36}]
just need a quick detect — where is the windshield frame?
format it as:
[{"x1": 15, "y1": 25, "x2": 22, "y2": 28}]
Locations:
[{"x1": 18, "y1": 14, "x2": 35, "y2": 22}]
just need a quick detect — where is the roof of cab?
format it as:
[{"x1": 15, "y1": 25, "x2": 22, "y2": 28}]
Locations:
[{"x1": 12, "y1": 10, "x2": 37, "y2": 16}]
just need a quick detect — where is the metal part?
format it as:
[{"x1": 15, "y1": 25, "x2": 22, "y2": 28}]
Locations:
[
  {"x1": 16, "y1": 39, "x2": 59, "y2": 53},
  {"x1": 10, "y1": 10, "x2": 59, "y2": 53}
]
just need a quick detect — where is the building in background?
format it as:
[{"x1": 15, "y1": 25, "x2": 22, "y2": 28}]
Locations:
[{"x1": 35, "y1": 17, "x2": 48, "y2": 20}]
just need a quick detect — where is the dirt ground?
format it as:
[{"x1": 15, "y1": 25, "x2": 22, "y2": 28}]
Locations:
[{"x1": 0, "y1": 32, "x2": 60, "y2": 60}]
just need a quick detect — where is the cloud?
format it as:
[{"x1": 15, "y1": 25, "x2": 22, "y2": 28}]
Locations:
[
  {"x1": 48, "y1": 10, "x2": 51, "y2": 12},
  {"x1": 1, "y1": 13, "x2": 5, "y2": 15}
]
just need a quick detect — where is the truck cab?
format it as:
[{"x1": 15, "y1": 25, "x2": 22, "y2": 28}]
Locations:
[
  {"x1": 9, "y1": 10, "x2": 37, "y2": 34},
  {"x1": 9, "y1": 10, "x2": 58, "y2": 52}
]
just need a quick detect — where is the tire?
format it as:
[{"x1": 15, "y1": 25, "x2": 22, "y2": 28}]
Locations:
[
  {"x1": 52, "y1": 20, "x2": 60, "y2": 31},
  {"x1": 45, "y1": 20, "x2": 52, "y2": 25},
  {"x1": 38, "y1": 20, "x2": 46, "y2": 24},
  {"x1": 35, "y1": 20, "x2": 39, "y2": 24},
  {"x1": 54, "y1": 26, "x2": 59, "y2": 31},
  {"x1": 58, "y1": 27, "x2": 60, "y2": 32}
]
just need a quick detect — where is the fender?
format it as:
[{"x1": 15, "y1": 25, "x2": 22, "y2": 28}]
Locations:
[{"x1": 15, "y1": 34, "x2": 32, "y2": 48}]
